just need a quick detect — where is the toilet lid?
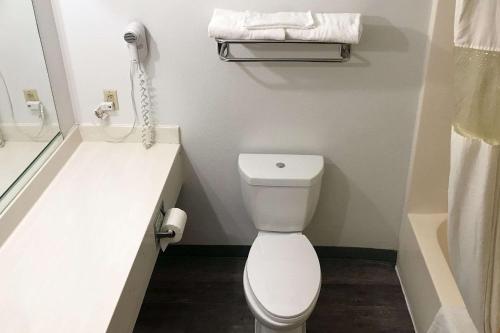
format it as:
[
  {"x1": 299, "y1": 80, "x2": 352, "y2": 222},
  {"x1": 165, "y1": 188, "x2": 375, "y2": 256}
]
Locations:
[{"x1": 246, "y1": 233, "x2": 321, "y2": 319}]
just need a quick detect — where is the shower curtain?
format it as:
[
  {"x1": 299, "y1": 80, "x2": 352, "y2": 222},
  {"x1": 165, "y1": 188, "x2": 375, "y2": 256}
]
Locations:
[{"x1": 449, "y1": 1, "x2": 500, "y2": 333}]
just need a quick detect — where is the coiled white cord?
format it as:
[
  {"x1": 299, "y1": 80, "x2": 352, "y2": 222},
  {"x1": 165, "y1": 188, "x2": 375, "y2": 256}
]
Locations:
[
  {"x1": 134, "y1": 62, "x2": 154, "y2": 149},
  {"x1": 0, "y1": 70, "x2": 46, "y2": 141}
]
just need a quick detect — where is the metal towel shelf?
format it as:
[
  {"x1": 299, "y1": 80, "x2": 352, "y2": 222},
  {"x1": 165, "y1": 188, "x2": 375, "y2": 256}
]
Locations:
[{"x1": 216, "y1": 39, "x2": 351, "y2": 63}]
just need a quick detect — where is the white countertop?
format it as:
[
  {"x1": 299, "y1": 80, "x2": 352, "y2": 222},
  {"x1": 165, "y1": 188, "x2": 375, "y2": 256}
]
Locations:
[{"x1": 0, "y1": 141, "x2": 181, "y2": 333}]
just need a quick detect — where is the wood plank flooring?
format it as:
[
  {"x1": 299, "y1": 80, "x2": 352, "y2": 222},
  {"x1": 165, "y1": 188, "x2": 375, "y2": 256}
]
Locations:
[{"x1": 134, "y1": 256, "x2": 414, "y2": 333}]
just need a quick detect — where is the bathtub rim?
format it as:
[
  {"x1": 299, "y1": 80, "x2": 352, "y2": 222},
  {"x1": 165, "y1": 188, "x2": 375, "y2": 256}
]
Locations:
[
  {"x1": 396, "y1": 213, "x2": 468, "y2": 332},
  {"x1": 408, "y1": 213, "x2": 465, "y2": 307}
]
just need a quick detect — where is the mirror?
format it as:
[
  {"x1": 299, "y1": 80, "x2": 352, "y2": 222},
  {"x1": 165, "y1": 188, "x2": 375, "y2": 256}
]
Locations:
[{"x1": 0, "y1": 0, "x2": 62, "y2": 212}]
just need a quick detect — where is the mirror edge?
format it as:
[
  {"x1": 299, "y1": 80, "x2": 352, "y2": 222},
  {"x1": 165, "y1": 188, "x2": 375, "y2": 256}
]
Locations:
[{"x1": 31, "y1": 0, "x2": 74, "y2": 137}]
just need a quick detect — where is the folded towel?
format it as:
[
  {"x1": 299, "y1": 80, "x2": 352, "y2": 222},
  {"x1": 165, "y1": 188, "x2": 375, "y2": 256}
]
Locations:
[
  {"x1": 243, "y1": 11, "x2": 315, "y2": 30},
  {"x1": 208, "y1": 9, "x2": 285, "y2": 40},
  {"x1": 286, "y1": 13, "x2": 362, "y2": 43}
]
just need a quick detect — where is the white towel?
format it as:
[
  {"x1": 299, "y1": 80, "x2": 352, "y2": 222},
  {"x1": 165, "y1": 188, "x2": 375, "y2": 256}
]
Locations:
[
  {"x1": 208, "y1": 9, "x2": 285, "y2": 40},
  {"x1": 243, "y1": 11, "x2": 315, "y2": 30},
  {"x1": 286, "y1": 13, "x2": 362, "y2": 44},
  {"x1": 427, "y1": 306, "x2": 478, "y2": 333}
]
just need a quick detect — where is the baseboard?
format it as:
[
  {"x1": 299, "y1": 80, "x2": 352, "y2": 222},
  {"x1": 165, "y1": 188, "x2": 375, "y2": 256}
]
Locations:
[
  {"x1": 160, "y1": 245, "x2": 251, "y2": 258},
  {"x1": 315, "y1": 246, "x2": 397, "y2": 264},
  {"x1": 159, "y1": 245, "x2": 397, "y2": 264}
]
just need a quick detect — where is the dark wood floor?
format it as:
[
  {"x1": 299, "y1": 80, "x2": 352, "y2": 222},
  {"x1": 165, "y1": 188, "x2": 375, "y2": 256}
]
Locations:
[{"x1": 134, "y1": 255, "x2": 414, "y2": 333}]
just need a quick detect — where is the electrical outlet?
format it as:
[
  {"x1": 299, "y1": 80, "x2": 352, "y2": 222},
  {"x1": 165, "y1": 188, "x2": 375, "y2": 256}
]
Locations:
[
  {"x1": 103, "y1": 90, "x2": 119, "y2": 111},
  {"x1": 23, "y1": 89, "x2": 39, "y2": 102}
]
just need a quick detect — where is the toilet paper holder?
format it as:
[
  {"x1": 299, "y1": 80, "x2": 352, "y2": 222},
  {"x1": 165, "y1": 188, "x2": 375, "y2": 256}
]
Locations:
[
  {"x1": 157, "y1": 229, "x2": 176, "y2": 239},
  {"x1": 154, "y1": 206, "x2": 176, "y2": 239}
]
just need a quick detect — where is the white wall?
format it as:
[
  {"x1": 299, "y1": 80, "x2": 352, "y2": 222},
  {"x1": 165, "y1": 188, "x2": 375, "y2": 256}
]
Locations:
[
  {"x1": 0, "y1": 0, "x2": 58, "y2": 126},
  {"x1": 53, "y1": 0, "x2": 433, "y2": 249}
]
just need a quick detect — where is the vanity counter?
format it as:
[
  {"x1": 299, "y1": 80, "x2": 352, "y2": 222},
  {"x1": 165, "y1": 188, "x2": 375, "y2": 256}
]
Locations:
[{"x1": 0, "y1": 141, "x2": 182, "y2": 333}]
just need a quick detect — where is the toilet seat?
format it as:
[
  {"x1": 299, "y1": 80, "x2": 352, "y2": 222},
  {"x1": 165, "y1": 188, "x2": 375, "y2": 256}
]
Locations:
[{"x1": 245, "y1": 232, "x2": 321, "y2": 322}]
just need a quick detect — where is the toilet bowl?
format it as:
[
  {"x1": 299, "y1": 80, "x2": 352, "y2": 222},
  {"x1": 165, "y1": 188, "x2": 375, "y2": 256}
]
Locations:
[
  {"x1": 238, "y1": 154, "x2": 324, "y2": 333},
  {"x1": 244, "y1": 232, "x2": 321, "y2": 333}
]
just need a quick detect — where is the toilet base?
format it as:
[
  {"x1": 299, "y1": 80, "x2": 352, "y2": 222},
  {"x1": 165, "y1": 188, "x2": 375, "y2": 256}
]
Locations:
[{"x1": 255, "y1": 319, "x2": 306, "y2": 333}]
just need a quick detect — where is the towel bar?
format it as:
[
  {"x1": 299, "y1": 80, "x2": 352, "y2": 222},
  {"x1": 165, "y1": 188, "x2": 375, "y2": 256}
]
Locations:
[{"x1": 216, "y1": 39, "x2": 351, "y2": 63}]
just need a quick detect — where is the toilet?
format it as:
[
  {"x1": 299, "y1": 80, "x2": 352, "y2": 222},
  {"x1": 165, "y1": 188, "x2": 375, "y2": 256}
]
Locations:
[{"x1": 238, "y1": 153, "x2": 324, "y2": 333}]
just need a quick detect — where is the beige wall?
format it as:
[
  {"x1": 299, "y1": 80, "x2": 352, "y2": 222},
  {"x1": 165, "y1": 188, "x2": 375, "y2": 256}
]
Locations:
[
  {"x1": 397, "y1": 2, "x2": 457, "y2": 330},
  {"x1": 404, "y1": 0, "x2": 455, "y2": 214}
]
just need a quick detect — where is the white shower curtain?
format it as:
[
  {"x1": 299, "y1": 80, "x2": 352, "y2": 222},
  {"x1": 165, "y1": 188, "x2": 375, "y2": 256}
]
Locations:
[
  {"x1": 449, "y1": 131, "x2": 499, "y2": 333},
  {"x1": 449, "y1": 1, "x2": 500, "y2": 333}
]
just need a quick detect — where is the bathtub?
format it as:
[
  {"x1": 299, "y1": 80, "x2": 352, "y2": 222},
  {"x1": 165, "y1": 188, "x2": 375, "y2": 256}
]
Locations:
[{"x1": 396, "y1": 213, "x2": 467, "y2": 333}]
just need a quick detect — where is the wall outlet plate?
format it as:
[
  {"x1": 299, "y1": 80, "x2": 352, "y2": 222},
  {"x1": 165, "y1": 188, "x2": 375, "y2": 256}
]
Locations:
[
  {"x1": 103, "y1": 90, "x2": 119, "y2": 111},
  {"x1": 23, "y1": 89, "x2": 39, "y2": 102}
]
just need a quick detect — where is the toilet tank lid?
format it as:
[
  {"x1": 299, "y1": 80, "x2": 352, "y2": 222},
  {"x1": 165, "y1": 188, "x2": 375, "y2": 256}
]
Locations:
[{"x1": 238, "y1": 154, "x2": 324, "y2": 187}]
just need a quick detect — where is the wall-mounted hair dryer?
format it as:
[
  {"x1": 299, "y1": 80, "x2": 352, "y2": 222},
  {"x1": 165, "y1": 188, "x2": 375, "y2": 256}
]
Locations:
[
  {"x1": 124, "y1": 22, "x2": 154, "y2": 149},
  {"x1": 94, "y1": 21, "x2": 153, "y2": 148},
  {"x1": 124, "y1": 22, "x2": 148, "y2": 64}
]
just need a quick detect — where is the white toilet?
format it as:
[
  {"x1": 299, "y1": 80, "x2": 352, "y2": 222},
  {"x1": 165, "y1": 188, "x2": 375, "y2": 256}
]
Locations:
[{"x1": 238, "y1": 153, "x2": 324, "y2": 333}]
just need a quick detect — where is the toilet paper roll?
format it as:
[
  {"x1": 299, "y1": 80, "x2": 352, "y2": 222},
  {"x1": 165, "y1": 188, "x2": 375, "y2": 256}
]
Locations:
[{"x1": 159, "y1": 208, "x2": 187, "y2": 252}]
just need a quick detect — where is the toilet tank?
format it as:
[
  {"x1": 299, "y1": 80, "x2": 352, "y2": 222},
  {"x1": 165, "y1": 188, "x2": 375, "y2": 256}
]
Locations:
[{"x1": 238, "y1": 154, "x2": 324, "y2": 232}]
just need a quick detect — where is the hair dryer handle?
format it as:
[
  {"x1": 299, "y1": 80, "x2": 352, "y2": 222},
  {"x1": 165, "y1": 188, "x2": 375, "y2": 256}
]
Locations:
[{"x1": 127, "y1": 43, "x2": 139, "y2": 63}]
